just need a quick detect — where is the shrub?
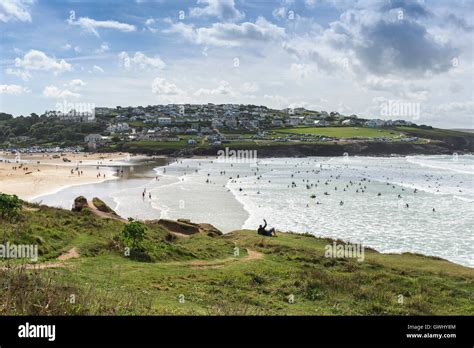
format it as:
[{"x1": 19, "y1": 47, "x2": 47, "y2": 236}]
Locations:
[
  {"x1": 0, "y1": 193, "x2": 22, "y2": 221},
  {"x1": 121, "y1": 218, "x2": 146, "y2": 250}
]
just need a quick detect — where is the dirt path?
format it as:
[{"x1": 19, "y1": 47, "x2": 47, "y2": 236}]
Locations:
[
  {"x1": 22, "y1": 205, "x2": 39, "y2": 212},
  {"x1": 28, "y1": 247, "x2": 80, "y2": 269},
  {"x1": 57, "y1": 247, "x2": 79, "y2": 261},
  {"x1": 246, "y1": 248, "x2": 264, "y2": 261},
  {"x1": 1, "y1": 247, "x2": 262, "y2": 271},
  {"x1": 188, "y1": 248, "x2": 263, "y2": 269},
  {"x1": 0, "y1": 247, "x2": 80, "y2": 271},
  {"x1": 169, "y1": 231, "x2": 191, "y2": 238}
]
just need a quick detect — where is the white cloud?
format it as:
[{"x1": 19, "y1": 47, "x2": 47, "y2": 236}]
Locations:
[
  {"x1": 151, "y1": 77, "x2": 183, "y2": 95},
  {"x1": 194, "y1": 80, "x2": 234, "y2": 96},
  {"x1": 263, "y1": 94, "x2": 324, "y2": 110},
  {"x1": 164, "y1": 22, "x2": 197, "y2": 41},
  {"x1": 14, "y1": 50, "x2": 72, "y2": 74},
  {"x1": 263, "y1": 94, "x2": 290, "y2": 109},
  {"x1": 92, "y1": 65, "x2": 104, "y2": 73},
  {"x1": 189, "y1": 0, "x2": 245, "y2": 22},
  {"x1": 165, "y1": 16, "x2": 285, "y2": 47},
  {"x1": 362, "y1": 75, "x2": 429, "y2": 101},
  {"x1": 68, "y1": 17, "x2": 136, "y2": 37},
  {"x1": 63, "y1": 44, "x2": 81, "y2": 53},
  {"x1": 272, "y1": 7, "x2": 287, "y2": 20},
  {"x1": 290, "y1": 63, "x2": 314, "y2": 80},
  {"x1": 304, "y1": 0, "x2": 317, "y2": 9},
  {"x1": 5, "y1": 68, "x2": 31, "y2": 81},
  {"x1": 65, "y1": 79, "x2": 86, "y2": 90},
  {"x1": 363, "y1": 76, "x2": 404, "y2": 90},
  {"x1": 0, "y1": 0, "x2": 34, "y2": 23},
  {"x1": 119, "y1": 52, "x2": 166, "y2": 70},
  {"x1": 0, "y1": 84, "x2": 29, "y2": 95},
  {"x1": 241, "y1": 82, "x2": 259, "y2": 94},
  {"x1": 145, "y1": 18, "x2": 155, "y2": 26},
  {"x1": 96, "y1": 42, "x2": 110, "y2": 54},
  {"x1": 43, "y1": 85, "x2": 80, "y2": 98},
  {"x1": 144, "y1": 17, "x2": 160, "y2": 33},
  {"x1": 282, "y1": 38, "x2": 345, "y2": 75},
  {"x1": 437, "y1": 101, "x2": 474, "y2": 113}
]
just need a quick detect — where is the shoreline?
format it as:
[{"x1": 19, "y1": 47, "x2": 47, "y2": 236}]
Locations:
[
  {"x1": 0, "y1": 152, "x2": 144, "y2": 201},
  {"x1": 28, "y1": 173, "x2": 117, "y2": 202}
]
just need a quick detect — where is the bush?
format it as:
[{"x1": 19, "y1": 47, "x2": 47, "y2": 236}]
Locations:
[
  {"x1": 0, "y1": 193, "x2": 22, "y2": 221},
  {"x1": 121, "y1": 218, "x2": 146, "y2": 250}
]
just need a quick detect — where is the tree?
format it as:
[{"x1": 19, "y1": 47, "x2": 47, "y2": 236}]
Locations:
[
  {"x1": 0, "y1": 113, "x2": 13, "y2": 121},
  {"x1": 0, "y1": 193, "x2": 22, "y2": 220},
  {"x1": 121, "y1": 218, "x2": 146, "y2": 249}
]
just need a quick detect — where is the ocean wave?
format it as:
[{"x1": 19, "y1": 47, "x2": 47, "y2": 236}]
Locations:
[{"x1": 406, "y1": 155, "x2": 474, "y2": 175}]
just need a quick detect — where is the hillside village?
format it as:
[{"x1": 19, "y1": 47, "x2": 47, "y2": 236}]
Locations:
[{"x1": 60, "y1": 104, "x2": 419, "y2": 150}]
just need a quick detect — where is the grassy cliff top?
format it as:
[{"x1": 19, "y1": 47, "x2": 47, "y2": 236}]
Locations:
[{"x1": 0, "y1": 203, "x2": 473, "y2": 315}]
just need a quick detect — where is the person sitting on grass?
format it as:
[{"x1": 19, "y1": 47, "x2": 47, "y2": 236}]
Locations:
[{"x1": 257, "y1": 219, "x2": 277, "y2": 237}]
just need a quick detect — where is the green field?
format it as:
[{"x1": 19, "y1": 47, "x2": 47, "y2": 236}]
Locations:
[
  {"x1": 1, "y1": 201, "x2": 473, "y2": 315},
  {"x1": 396, "y1": 126, "x2": 472, "y2": 137},
  {"x1": 275, "y1": 127, "x2": 403, "y2": 138}
]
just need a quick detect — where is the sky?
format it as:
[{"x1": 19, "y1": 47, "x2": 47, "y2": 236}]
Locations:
[{"x1": 0, "y1": 0, "x2": 473, "y2": 128}]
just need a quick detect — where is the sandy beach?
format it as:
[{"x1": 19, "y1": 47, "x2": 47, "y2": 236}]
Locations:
[{"x1": 0, "y1": 152, "x2": 136, "y2": 200}]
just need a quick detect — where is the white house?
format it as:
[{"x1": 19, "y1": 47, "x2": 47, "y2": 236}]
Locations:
[
  {"x1": 211, "y1": 118, "x2": 222, "y2": 126},
  {"x1": 106, "y1": 123, "x2": 130, "y2": 134},
  {"x1": 271, "y1": 119, "x2": 284, "y2": 127},
  {"x1": 158, "y1": 117, "x2": 172, "y2": 125},
  {"x1": 225, "y1": 118, "x2": 237, "y2": 128},
  {"x1": 314, "y1": 120, "x2": 331, "y2": 127},
  {"x1": 342, "y1": 119, "x2": 356, "y2": 126},
  {"x1": 288, "y1": 116, "x2": 302, "y2": 126},
  {"x1": 94, "y1": 107, "x2": 112, "y2": 116},
  {"x1": 366, "y1": 119, "x2": 386, "y2": 128},
  {"x1": 84, "y1": 134, "x2": 102, "y2": 142}
]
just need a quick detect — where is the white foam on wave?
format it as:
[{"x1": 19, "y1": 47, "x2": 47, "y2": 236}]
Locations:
[
  {"x1": 226, "y1": 179, "x2": 258, "y2": 230},
  {"x1": 406, "y1": 155, "x2": 474, "y2": 175}
]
